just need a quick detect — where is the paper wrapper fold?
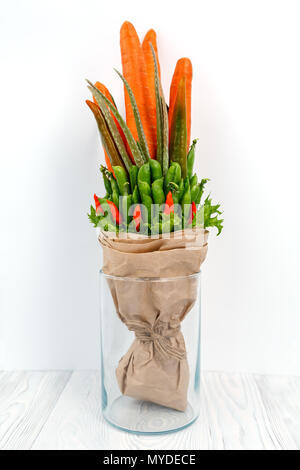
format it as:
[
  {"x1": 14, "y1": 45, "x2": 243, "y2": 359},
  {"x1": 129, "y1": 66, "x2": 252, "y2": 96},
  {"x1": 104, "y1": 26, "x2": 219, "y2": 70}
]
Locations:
[{"x1": 99, "y1": 229, "x2": 208, "y2": 411}]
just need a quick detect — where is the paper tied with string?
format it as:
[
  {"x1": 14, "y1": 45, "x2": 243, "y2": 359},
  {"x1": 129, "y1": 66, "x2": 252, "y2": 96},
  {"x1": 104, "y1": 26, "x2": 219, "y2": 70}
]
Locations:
[{"x1": 99, "y1": 228, "x2": 209, "y2": 411}]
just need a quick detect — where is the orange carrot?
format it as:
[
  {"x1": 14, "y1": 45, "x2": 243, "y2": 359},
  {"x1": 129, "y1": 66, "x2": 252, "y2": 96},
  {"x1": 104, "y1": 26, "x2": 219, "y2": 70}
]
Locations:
[
  {"x1": 120, "y1": 21, "x2": 156, "y2": 158},
  {"x1": 168, "y1": 58, "x2": 192, "y2": 150},
  {"x1": 142, "y1": 29, "x2": 161, "y2": 81},
  {"x1": 142, "y1": 29, "x2": 160, "y2": 159}
]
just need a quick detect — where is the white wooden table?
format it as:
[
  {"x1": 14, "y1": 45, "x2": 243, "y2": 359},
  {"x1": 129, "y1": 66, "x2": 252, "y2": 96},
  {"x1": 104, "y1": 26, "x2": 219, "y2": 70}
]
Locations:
[{"x1": 0, "y1": 371, "x2": 299, "y2": 450}]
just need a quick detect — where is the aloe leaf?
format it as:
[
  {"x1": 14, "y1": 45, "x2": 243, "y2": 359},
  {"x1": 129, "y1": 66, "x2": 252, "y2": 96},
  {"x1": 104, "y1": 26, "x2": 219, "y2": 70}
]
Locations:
[
  {"x1": 169, "y1": 77, "x2": 187, "y2": 178},
  {"x1": 87, "y1": 80, "x2": 146, "y2": 167},
  {"x1": 87, "y1": 87, "x2": 132, "y2": 172},
  {"x1": 150, "y1": 45, "x2": 163, "y2": 166},
  {"x1": 160, "y1": 95, "x2": 169, "y2": 176},
  {"x1": 150, "y1": 44, "x2": 169, "y2": 175},
  {"x1": 86, "y1": 100, "x2": 125, "y2": 169},
  {"x1": 114, "y1": 69, "x2": 150, "y2": 161}
]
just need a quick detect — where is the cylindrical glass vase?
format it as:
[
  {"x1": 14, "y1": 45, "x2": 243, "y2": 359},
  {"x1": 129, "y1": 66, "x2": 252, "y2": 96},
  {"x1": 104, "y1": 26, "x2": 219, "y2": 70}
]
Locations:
[{"x1": 99, "y1": 271, "x2": 201, "y2": 435}]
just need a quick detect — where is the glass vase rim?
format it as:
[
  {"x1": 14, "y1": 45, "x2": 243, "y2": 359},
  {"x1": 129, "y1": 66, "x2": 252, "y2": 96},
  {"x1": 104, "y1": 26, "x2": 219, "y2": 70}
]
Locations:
[{"x1": 99, "y1": 270, "x2": 201, "y2": 283}]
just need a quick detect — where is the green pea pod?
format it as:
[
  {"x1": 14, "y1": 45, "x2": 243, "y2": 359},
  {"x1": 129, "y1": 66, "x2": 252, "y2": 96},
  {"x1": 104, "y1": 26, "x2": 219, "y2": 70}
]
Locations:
[
  {"x1": 187, "y1": 139, "x2": 197, "y2": 180},
  {"x1": 169, "y1": 77, "x2": 187, "y2": 178},
  {"x1": 138, "y1": 162, "x2": 151, "y2": 186},
  {"x1": 138, "y1": 180, "x2": 151, "y2": 197},
  {"x1": 191, "y1": 183, "x2": 201, "y2": 204},
  {"x1": 110, "y1": 178, "x2": 120, "y2": 208},
  {"x1": 113, "y1": 166, "x2": 130, "y2": 195},
  {"x1": 100, "y1": 167, "x2": 112, "y2": 196},
  {"x1": 190, "y1": 173, "x2": 198, "y2": 188},
  {"x1": 141, "y1": 195, "x2": 153, "y2": 223},
  {"x1": 132, "y1": 185, "x2": 140, "y2": 204},
  {"x1": 138, "y1": 180, "x2": 152, "y2": 223},
  {"x1": 164, "y1": 165, "x2": 176, "y2": 193},
  {"x1": 181, "y1": 180, "x2": 191, "y2": 210},
  {"x1": 161, "y1": 212, "x2": 174, "y2": 233},
  {"x1": 152, "y1": 177, "x2": 165, "y2": 205},
  {"x1": 178, "y1": 179, "x2": 185, "y2": 202},
  {"x1": 120, "y1": 194, "x2": 132, "y2": 226},
  {"x1": 129, "y1": 165, "x2": 138, "y2": 193},
  {"x1": 170, "y1": 162, "x2": 182, "y2": 185},
  {"x1": 149, "y1": 159, "x2": 162, "y2": 181}
]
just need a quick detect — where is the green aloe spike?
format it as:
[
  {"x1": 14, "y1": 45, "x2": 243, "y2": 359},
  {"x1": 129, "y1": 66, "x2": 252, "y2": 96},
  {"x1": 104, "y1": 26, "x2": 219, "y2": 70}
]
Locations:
[
  {"x1": 86, "y1": 100, "x2": 125, "y2": 169},
  {"x1": 114, "y1": 69, "x2": 150, "y2": 161},
  {"x1": 86, "y1": 80, "x2": 146, "y2": 167},
  {"x1": 150, "y1": 43, "x2": 169, "y2": 176},
  {"x1": 87, "y1": 86, "x2": 132, "y2": 172},
  {"x1": 150, "y1": 45, "x2": 162, "y2": 167},
  {"x1": 160, "y1": 94, "x2": 169, "y2": 177}
]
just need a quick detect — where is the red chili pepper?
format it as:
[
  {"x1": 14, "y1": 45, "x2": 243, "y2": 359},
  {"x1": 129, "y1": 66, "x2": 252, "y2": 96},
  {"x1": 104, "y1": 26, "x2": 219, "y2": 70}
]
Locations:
[
  {"x1": 133, "y1": 204, "x2": 141, "y2": 231},
  {"x1": 164, "y1": 191, "x2": 174, "y2": 215},
  {"x1": 106, "y1": 200, "x2": 122, "y2": 224},
  {"x1": 188, "y1": 201, "x2": 197, "y2": 224},
  {"x1": 94, "y1": 194, "x2": 104, "y2": 215}
]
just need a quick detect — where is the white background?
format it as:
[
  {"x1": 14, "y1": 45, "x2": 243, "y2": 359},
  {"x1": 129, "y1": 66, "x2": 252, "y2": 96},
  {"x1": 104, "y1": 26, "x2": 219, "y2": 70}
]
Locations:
[{"x1": 0, "y1": 0, "x2": 299, "y2": 375}]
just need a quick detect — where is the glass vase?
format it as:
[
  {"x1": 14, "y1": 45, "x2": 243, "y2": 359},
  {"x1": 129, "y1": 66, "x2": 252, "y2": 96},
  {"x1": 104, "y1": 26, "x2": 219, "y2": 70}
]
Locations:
[{"x1": 99, "y1": 270, "x2": 201, "y2": 435}]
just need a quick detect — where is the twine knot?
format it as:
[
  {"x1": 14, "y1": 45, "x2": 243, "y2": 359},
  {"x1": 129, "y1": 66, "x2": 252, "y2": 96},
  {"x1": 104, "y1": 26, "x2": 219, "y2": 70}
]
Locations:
[{"x1": 126, "y1": 317, "x2": 186, "y2": 360}]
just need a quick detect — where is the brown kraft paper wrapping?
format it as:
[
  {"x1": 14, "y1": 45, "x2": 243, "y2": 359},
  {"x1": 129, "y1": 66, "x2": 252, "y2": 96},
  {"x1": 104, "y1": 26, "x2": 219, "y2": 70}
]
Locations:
[{"x1": 99, "y1": 228, "x2": 209, "y2": 411}]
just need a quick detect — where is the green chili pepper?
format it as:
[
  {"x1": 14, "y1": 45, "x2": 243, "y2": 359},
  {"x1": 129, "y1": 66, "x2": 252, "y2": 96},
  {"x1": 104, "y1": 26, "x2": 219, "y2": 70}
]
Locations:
[
  {"x1": 170, "y1": 162, "x2": 182, "y2": 185},
  {"x1": 129, "y1": 165, "x2": 138, "y2": 193},
  {"x1": 113, "y1": 166, "x2": 130, "y2": 195},
  {"x1": 187, "y1": 139, "x2": 197, "y2": 180},
  {"x1": 152, "y1": 177, "x2": 165, "y2": 205},
  {"x1": 164, "y1": 165, "x2": 176, "y2": 193},
  {"x1": 149, "y1": 159, "x2": 162, "y2": 181},
  {"x1": 190, "y1": 173, "x2": 198, "y2": 188}
]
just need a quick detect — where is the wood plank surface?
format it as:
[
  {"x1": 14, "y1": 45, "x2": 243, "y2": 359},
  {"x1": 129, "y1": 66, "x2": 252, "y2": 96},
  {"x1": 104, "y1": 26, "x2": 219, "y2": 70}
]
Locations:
[
  {"x1": 0, "y1": 371, "x2": 298, "y2": 450},
  {"x1": 0, "y1": 371, "x2": 71, "y2": 450}
]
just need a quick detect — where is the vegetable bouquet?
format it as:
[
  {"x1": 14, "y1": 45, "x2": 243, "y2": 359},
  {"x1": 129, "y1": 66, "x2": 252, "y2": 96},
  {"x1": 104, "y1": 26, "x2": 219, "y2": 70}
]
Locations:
[
  {"x1": 86, "y1": 22, "x2": 223, "y2": 412},
  {"x1": 87, "y1": 21, "x2": 223, "y2": 236}
]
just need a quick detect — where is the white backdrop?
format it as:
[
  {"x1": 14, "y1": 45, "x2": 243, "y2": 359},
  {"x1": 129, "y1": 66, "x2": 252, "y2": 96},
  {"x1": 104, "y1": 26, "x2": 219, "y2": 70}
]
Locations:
[{"x1": 0, "y1": 0, "x2": 299, "y2": 374}]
